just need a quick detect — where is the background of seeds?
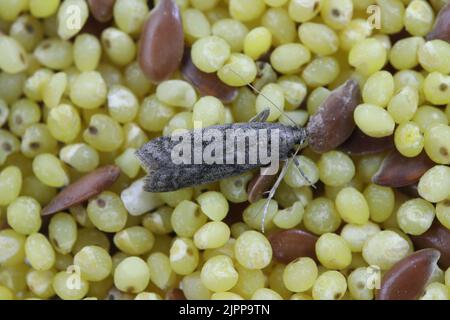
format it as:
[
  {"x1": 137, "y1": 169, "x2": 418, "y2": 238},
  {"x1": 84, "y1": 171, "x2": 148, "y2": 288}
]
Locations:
[{"x1": 0, "y1": 0, "x2": 449, "y2": 300}]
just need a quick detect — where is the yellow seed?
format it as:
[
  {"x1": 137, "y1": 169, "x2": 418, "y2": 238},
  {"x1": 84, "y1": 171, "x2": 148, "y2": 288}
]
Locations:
[
  {"x1": 53, "y1": 271, "x2": 89, "y2": 300},
  {"x1": 57, "y1": 0, "x2": 88, "y2": 40},
  {"x1": 7, "y1": 196, "x2": 42, "y2": 235},
  {"x1": 70, "y1": 71, "x2": 106, "y2": 108},
  {"x1": 0, "y1": 166, "x2": 22, "y2": 206},
  {"x1": 349, "y1": 38, "x2": 387, "y2": 76},
  {"x1": 218, "y1": 53, "x2": 257, "y2": 87},
  {"x1": 25, "y1": 233, "x2": 55, "y2": 271},
  {"x1": 394, "y1": 121, "x2": 424, "y2": 157},
  {"x1": 335, "y1": 187, "x2": 370, "y2": 225},
  {"x1": 169, "y1": 237, "x2": 199, "y2": 275},
  {"x1": 362, "y1": 71, "x2": 394, "y2": 107},
  {"x1": 32, "y1": 153, "x2": 69, "y2": 187},
  {"x1": 418, "y1": 166, "x2": 450, "y2": 203},
  {"x1": 283, "y1": 257, "x2": 318, "y2": 293},
  {"x1": 229, "y1": 0, "x2": 266, "y2": 21},
  {"x1": 244, "y1": 27, "x2": 272, "y2": 60},
  {"x1": 200, "y1": 255, "x2": 238, "y2": 292},
  {"x1": 196, "y1": 191, "x2": 229, "y2": 221},
  {"x1": 0, "y1": 35, "x2": 28, "y2": 74},
  {"x1": 436, "y1": 200, "x2": 450, "y2": 229},
  {"x1": 235, "y1": 230, "x2": 272, "y2": 270},
  {"x1": 261, "y1": 8, "x2": 296, "y2": 45},
  {"x1": 270, "y1": 43, "x2": 311, "y2": 74},
  {"x1": 354, "y1": 103, "x2": 395, "y2": 137},
  {"x1": 316, "y1": 233, "x2": 352, "y2": 270},
  {"x1": 340, "y1": 222, "x2": 381, "y2": 252},
  {"x1": 298, "y1": 22, "x2": 338, "y2": 56},
  {"x1": 47, "y1": 104, "x2": 81, "y2": 143},
  {"x1": 74, "y1": 245, "x2": 112, "y2": 282},
  {"x1": 255, "y1": 83, "x2": 285, "y2": 121},
  {"x1": 312, "y1": 270, "x2": 347, "y2": 300}
]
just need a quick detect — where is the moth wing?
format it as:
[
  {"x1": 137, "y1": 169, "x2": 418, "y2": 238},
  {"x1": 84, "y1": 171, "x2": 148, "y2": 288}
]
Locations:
[
  {"x1": 143, "y1": 163, "x2": 257, "y2": 193},
  {"x1": 135, "y1": 135, "x2": 179, "y2": 171}
]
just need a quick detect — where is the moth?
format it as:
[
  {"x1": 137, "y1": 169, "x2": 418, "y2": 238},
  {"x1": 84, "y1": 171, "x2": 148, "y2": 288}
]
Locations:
[{"x1": 136, "y1": 109, "x2": 309, "y2": 193}]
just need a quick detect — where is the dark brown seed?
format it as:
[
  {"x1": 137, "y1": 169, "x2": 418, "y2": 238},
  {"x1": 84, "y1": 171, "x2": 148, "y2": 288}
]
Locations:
[
  {"x1": 247, "y1": 167, "x2": 279, "y2": 204},
  {"x1": 165, "y1": 288, "x2": 186, "y2": 300},
  {"x1": 80, "y1": 15, "x2": 111, "y2": 37},
  {"x1": 139, "y1": 0, "x2": 184, "y2": 84},
  {"x1": 307, "y1": 79, "x2": 361, "y2": 153},
  {"x1": 372, "y1": 150, "x2": 434, "y2": 188},
  {"x1": 377, "y1": 249, "x2": 441, "y2": 300},
  {"x1": 398, "y1": 183, "x2": 420, "y2": 198},
  {"x1": 268, "y1": 229, "x2": 318, "y2": 264},
  {"x1": 223, "y1": 201, "x2": 248, "y2": 226},
  {"x1": 181, "y1": 50, "x2": 238, "y2": 104},
  {"x1": 87, "y1": 0, "x2": 116, "y2": 23},
  {"x1": 410, "y1": 220, "x2": 450, "y2": 269},
  {"x1": 426, "y1": 2, "x2": 450, "y2": 42},
  {"x1": 339, "y1": 128, "x2": 394, "y2": 156},
  {"x1": 42, "y1": 165, "x2": 121, "y2": 216}
]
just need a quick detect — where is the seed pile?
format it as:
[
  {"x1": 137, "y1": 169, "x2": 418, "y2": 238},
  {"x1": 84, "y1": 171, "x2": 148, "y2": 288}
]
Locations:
[{"x1": 0, "y1": 0, "x2": 449, "y2": 300}]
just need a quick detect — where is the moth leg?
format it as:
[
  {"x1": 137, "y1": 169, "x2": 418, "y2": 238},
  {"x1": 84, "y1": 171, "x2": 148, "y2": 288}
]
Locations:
[
  {"x1": 291, "y1": 155, "x2": 316, "y2": 188},
  {"x1": 260, "y1": 159, "x2": 290, "y2": 233},
  {"x1": 289, "y1": 146, "x2": 316, "y2": 188},
  {"x1": 249, "y1": 109, "x2": 270, "y2": 123}
]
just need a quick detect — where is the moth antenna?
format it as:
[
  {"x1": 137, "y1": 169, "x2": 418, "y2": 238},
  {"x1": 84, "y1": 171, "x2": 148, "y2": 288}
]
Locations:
[{"x1": 228, "y1": 67, "x2": 299, "y2": 127}]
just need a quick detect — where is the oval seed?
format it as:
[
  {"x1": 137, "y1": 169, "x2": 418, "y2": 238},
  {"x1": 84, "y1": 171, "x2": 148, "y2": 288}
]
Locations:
[
  {"x1": 139, "y1": 0, "x2": 184, "y2": 83},
  {"x1": 307, "y1": 79, "x2": 361, "y2": 153},
  {"x1": 268, "y1": 229, "x2": 317, "y2": 264},
  {"x1": 372, "y1": 150, "x2": 434, "y2": 187},
  {"x1": 340, "y1": 128, "x2": 394, "y2": 156},
  {"x1": 25, "y1": 233, "x2": 55, "y2": 271},
  {"x1": 426, "y1": 2, "x2": 450, "y2": 42},
  {"x1": 0, "y1": 35, "x2": 28, "y2": 74},
  {"x1": 377, "y1": 249, "x2": 441, "y2": 300},
  {"x1": 87, "y1": 0, "x2": 115, "y2": 22},
  {"x1": 42, "y1": 165, "x2": 121, "y2": 216},
  {"x1": 247, "y1": 166, "x2": 279, "y2": 203},
  {"x1": 411, "y1": 220, "x2": 450, "y2": 269}
]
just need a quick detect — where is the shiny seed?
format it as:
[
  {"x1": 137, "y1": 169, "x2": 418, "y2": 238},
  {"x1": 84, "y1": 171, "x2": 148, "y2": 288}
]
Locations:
[
  {"x1": 426, "y1": 2, "x2": 450, "y2": 42},
  {"x1": 138, "y1": 0, "x2": 184, "y2": 83},
  {"x1": 340, "y1": 128, "x2": 394, "y2": 156},
  {"x1": 398, "y1": 183, "x2": 420, "y2": 198},
  {"x1": 42, "y1": 165, "x2": 121, "y2": 216},
  {"x1": 87, "y1": 0, "x2": 115, "y2": 22},
  {"x1": 410, "y1": 220, "x2": 450, "y2": 269},
  {"x1": 372, "y1": 150, "x2": 434, "y2": 187},
  {"x1": 268, "y1": 229, "x2": 318, "y2": 264},
  {"x1": 247, "y1": 166, "x2": 280, "y2": 204},
  {"x1": 181, "y1": 50, "x2": 238, "y2": 104},
  {"x1": 307, "y1": 79, "x2": 361, "y2": 153},
  {"x1": 377, "y1": 249, "x2": 441, "y2": 300}
]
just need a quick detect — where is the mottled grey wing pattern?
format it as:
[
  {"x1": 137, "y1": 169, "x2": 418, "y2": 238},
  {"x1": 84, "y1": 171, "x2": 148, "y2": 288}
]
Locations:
[
  {"x1": 136, "y1": 122, "x2": 295, "y2": 170},
  {"x1": 136, "y1": 122, "x2": 306, "y2": 192},
  {"x1": 143, "y1": 163, "x2": 258, "y2": 192}
]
